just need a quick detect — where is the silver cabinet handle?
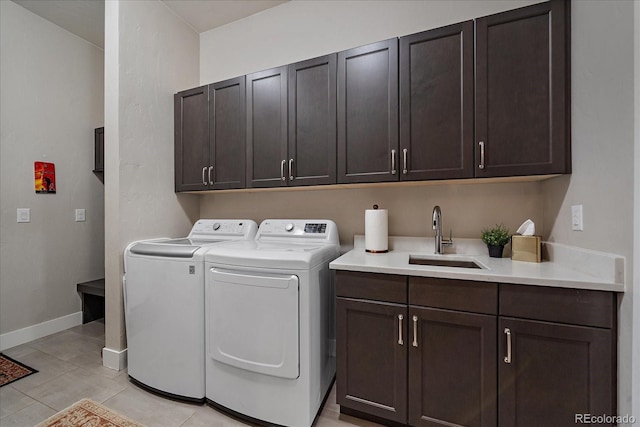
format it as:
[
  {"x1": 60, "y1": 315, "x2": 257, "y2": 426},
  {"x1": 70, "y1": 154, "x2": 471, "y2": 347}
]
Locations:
[
  {"x1": 397, "y1": 314, "x2": 404, "y2": 345},
  {"x1": 504, "y1": 328, "x2": 512, "y2": 364},
  {"x1": 289, "y1": 159, "x2": 294, "y2": 181},
  {"x1": 202, "y1": 167, "x2": 208, "y2": 186},
  {"x1": 391, "y1": 149, "x2": 397, "y2": 175},
  {"x1": 281, "y1": 160, "x2": 287, "y2": 181},
  {"x1": 478, "y1": 141, "x2": 485, "y2": 170},
  {"x1": 402, "y1": 148, "x2": 408, "y2": 174},
  {"x1": 412, "y1": 315, "x2": 418, "y2": 347},
  {"x1": 208, "y1": 166, "x2": 214, "y2": 185}
]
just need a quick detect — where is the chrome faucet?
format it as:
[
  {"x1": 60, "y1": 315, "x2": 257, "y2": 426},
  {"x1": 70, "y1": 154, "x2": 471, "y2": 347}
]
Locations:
[{"x1": 432, "y1": 205, "x2": 453, "y2": 254}]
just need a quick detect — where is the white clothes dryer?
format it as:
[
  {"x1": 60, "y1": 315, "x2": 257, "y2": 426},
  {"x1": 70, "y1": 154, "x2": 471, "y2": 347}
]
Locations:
[
  {"x1": 123, "y1": 219, "x2": 257, "y2": 402},
  {"x1": 204, "y1": 219, "x2": 340, "y2": 427}
]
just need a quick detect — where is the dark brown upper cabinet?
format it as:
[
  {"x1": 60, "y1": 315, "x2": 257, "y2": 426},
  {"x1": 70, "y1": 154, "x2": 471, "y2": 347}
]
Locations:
[
  {"x1": 175, "y1": 85, "x2": 209, "y2": 192},
  {"x1": 175, "y1": 1, "x2": 571, "y2": 193},
  {"x1": 287, "y1": 54, "x2": 337, "y2": 186},
  {"x1": 175, "y1": 79, "x2": 246, "y2": 192},
  {"x1": 209, "y1": 76, "x2": 246, "y2": 190},
  {"x1": 246, "y1": 66, "x2": 288, "y2": 188},
  {"x1": 475, "y1": 0, "x2": 570, "y2": 177},
  {"x1": 399, "y1": 21, "x2": 474, "y2": 181},
  {"x1": 337, "y1": 39, "x2": 399, "y2": 184}
]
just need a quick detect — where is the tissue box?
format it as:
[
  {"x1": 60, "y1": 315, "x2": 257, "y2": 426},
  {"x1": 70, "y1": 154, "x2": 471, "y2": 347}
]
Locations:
[{"x1": 511, "y1": 235, "x2": 541, "y2": 263}]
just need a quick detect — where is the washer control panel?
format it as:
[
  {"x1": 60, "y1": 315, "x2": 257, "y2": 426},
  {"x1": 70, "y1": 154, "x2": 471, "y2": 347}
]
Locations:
[
  {"x1": 189, "y1": 219, "x2": 258, "y2": 239},
  {"x1": 304, "y1": 223, "x2": 327, "y2": 234}
]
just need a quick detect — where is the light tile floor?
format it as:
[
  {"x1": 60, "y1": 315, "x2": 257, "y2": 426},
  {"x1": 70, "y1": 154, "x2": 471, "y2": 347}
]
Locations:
[{"x1": 0, "y1": 320, "x2": 383, "y2": 427}]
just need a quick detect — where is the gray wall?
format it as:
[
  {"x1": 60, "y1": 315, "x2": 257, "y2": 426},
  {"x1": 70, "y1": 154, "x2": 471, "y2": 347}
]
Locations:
[
  {"x1": 633, "y1": 0, "x2": 640, "y2": 418},
  {"x1": 542, "y1": 1, "x2": 636, "y2": 415},
  {"x1": 3, "y1": 0, "x2": 635, "y2": 414},
  {"x1": 199, "y1": 0, "x2": 545, "y2": 85},
  {"x1": 0, "y1": 1, "x2": 104, "y2": 337},
  {"x1": 103, "y1": 0, "x2": 200, "y2": 356}
]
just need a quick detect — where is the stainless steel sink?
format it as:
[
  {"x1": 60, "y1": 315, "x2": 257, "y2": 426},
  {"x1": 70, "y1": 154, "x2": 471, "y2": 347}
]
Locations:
[{"x1": 409, "y1": 256, "x2": 483, "y2": 269}]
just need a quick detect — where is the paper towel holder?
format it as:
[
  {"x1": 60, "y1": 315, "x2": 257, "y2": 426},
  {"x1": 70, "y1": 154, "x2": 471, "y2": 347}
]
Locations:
[{"x1": 365, "y1": 204, "x2": 389, "y2": 253}]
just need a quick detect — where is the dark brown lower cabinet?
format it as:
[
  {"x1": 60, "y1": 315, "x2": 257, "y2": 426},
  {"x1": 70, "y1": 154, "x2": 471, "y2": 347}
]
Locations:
[
  {"x1": 498, "y1": 318, "x2": 614, "y2": 426},
  {"x1": 409, "y1": 307, "x2": 496, "y2": 427},
  {"x1": 335, "y1": 272, "x2": 617, "y2": 427},
  {"x1": 336, "y1": 297, "x2": 407, "y2": 423}
]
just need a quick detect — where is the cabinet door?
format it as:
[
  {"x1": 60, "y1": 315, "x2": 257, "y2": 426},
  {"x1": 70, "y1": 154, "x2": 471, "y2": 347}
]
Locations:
[
  {"x1": 337, "y1": 39, "x2": 399, "y2": 183},
  {"x1": 210, "y1": 77, "x2": 246, "y2": 190},
  {"x1": 476, "y1": 0, "x2": 569, "y2": 177},
  {"x1": 246, "y1": 66, "x2": 288, "y2": 188},
  {"x1": 174, "y1": 85, "x2": 209, "y2": 191},
  {"x1": 499, "y1": 317, "x2": 614, "y2": 426},
  {"x1": 336, "y1": 297, "x2": 407, "y2": 424},
  {"x1": 400, "y1": 21, "x2": 474, "y2": 181},
  {"x1": 409, "y1": 306, "x2": 497, "y2": 427},
  {"x1": 288, "y1": 54, "x2": 337, "y2": 186}
]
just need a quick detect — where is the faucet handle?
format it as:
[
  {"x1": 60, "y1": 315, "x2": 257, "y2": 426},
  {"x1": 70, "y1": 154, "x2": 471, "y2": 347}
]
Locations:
[{"x1": 443, "y1": 229, "x2": 454, "y2": 246}]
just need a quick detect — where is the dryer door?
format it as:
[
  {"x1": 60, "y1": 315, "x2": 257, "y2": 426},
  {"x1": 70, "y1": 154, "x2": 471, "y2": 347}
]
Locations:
[{"x1": 208, "y1": 268, "x2": 299, "y2": 379}]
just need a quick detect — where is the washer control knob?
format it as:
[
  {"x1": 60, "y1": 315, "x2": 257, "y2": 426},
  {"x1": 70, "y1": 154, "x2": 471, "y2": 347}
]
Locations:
[
  {"x1": 213, "y1": 223, "x2": 221, "y2": 231},
  {"x1": 285, "y1": 223, "x2": 295, "y2": 232}
]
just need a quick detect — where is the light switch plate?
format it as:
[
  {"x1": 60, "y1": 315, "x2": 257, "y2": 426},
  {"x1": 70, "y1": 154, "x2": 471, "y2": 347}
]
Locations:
[
  {"x1": 75, "y1": 209, "x2": 86, "y2": 222},
  {"x1": 571, "y1": 205, "x2": 583, "y2": 231},
  {"x1": 17, "y1": 208, "x2": 30, "y2": 223}
]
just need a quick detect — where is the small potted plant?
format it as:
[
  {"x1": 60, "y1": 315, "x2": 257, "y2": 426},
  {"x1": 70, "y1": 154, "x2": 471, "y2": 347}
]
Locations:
[{"x1": 481, "y1": 224, "x2": 510, "y2": 258}]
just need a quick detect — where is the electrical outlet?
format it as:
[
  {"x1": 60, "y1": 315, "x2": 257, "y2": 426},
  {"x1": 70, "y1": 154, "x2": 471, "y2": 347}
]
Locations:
[
  {"x1": 571, "y1": 205, "x2": 583, "y2": 231},
  {"x1": 17, "y1": 208, "x2": 30, "y2": 223},
  {"x1": 75, "y1": 209, "x2": 86, "y2": 222}
]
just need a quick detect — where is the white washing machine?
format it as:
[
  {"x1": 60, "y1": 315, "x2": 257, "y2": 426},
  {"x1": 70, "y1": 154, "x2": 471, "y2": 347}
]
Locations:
[
  {"x1": 123, "y1": 219, "x2": 258, "y2": 402},
  {"x1": 204, "y1": 219, "x2": 340, "y2": 427}
]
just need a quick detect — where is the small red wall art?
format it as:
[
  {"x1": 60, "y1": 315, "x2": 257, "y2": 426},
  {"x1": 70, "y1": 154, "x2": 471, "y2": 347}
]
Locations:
[{"x1": 34, "y1": 162, "x2": 56, "y2": 194}]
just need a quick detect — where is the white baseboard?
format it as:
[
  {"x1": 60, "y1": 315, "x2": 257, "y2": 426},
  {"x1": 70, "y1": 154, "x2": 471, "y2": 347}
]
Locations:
[
  {"x1": 0, "y1": 311, "x2": 83, "y2": 351},
  {"x1": 102, "y1": 346, "x2": 127, "y2": 371}
]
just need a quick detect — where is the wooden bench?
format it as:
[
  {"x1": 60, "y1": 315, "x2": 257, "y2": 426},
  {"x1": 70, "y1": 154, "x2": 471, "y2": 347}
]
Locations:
[{"x1": 77, "y1": 279, "x2": 105, "y2": 324}]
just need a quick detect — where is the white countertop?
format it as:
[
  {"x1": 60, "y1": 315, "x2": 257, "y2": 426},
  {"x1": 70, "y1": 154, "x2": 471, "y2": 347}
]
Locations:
[{"x1": 330, "y1": 236, "x2": 625, "y2": 293}]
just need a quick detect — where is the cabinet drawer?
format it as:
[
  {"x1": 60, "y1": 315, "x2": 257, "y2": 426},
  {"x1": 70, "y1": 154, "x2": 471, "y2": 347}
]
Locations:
[
  {"x1": 500, "y1": 284, "x2": 615, "y2": 329},
  {"x1": 409, "y1": 277, "x2": 497, "y2": 315},
  {"x1": 336, "y1": 271, "x2": 407, "y2": 304}
]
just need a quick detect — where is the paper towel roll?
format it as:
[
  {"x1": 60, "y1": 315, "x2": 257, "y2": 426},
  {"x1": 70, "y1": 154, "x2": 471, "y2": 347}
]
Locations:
[{"x1": 365, "y1": 206, "x2": 388, "y2": 253}]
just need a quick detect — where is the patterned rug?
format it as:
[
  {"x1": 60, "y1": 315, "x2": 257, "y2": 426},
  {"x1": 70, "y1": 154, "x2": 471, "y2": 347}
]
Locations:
[
  {"x1": 36, "y1": 399, "x2": 147, "y2": 427},
  {"x1": 0, "y1": 353, "x2": 38, "y2": 386}
]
